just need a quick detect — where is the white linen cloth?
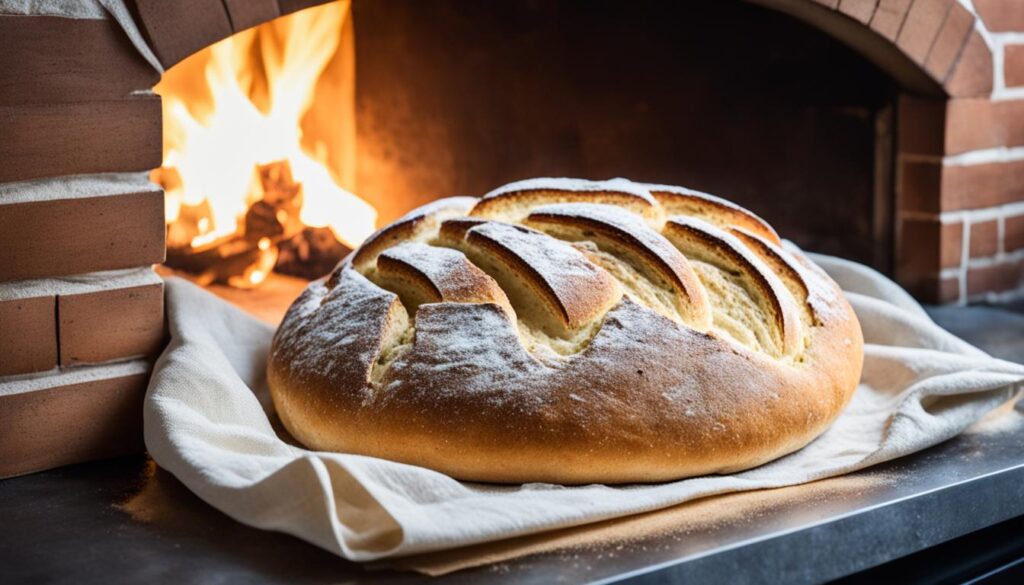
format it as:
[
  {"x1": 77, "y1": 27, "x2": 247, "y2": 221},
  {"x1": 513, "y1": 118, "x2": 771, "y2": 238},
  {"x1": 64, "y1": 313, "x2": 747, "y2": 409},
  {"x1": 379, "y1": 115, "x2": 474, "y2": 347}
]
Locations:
[{"x1": 145, "y1": 253, "x2": 1024, "y2": 561}]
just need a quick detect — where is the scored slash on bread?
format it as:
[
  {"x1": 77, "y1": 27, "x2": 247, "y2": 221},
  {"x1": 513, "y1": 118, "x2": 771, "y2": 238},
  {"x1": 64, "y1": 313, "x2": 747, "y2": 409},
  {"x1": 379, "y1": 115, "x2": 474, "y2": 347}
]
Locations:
[
  {"x1": 473, "y1": 177, "x2": 665, "y2": 226},
  {"x1": 269, "y1": 177, "x2": 864, "y2": 484},
  {"x1": 647, "y1": 183, "x2": 781, "y2": 245},
  {"x1": 435, "y1": 217, "x2": 488, "y2": 245},
  {"x1": 350, "y1": 196, "x2": 478, "y2": 273},
  {"x1": 342, "y1": 179, "x2": 807, "y2": 357},
  {"x1": 662, "y1": 216, "x2": 803, "y2": 358},
  {"x1": 440, "y1": 220, "x2": 622, "y2": 338},
  {"x1": 524, "y1": 202, "x2": 711, "y2": 330},
  {"x1": 372, "y1": 242, "x2": 516, "y2": 320},
  {"x1": 729, "y1": 227, "x2": 816, "y2": 325}
]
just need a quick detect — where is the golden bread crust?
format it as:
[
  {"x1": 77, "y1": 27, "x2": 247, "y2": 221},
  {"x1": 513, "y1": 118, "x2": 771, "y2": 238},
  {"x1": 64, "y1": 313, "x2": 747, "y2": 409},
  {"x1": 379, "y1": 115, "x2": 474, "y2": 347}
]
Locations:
[
  {"x1": 268, "y1": 178, "x2": 863, "y2": 484},
  {"x1": 648, "y1": 184, "x2": 780, "y2": 244}
]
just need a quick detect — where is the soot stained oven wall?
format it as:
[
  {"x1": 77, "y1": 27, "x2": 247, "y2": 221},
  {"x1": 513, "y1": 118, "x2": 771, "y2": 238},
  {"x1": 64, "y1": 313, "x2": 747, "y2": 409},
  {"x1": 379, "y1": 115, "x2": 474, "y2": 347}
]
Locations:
[{"x1": 353, "y1": 0, "x2": 896, "y2": 269}]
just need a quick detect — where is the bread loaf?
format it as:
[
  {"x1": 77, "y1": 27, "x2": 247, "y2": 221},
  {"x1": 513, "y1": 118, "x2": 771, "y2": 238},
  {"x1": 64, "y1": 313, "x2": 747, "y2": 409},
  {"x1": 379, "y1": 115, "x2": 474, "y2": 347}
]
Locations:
[{"x1": 268, "y1": 178, "x2": 863, "y2": 484}]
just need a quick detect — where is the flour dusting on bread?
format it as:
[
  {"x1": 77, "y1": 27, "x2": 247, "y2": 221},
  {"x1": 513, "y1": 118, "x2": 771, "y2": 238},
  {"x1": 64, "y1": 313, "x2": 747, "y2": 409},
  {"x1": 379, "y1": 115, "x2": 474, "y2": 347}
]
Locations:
[{"x1": 268, "y1": 178, "x2": 864, "y2": 484}]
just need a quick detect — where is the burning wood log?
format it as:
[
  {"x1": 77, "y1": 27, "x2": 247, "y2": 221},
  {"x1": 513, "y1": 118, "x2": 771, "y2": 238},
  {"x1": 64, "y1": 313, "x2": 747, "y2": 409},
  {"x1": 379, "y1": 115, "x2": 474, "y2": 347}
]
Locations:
[
  {"x1": 275, "y1": 227, "x2": 352, "y2": 280},
  {"x1": 165, "y1": 234, "x2": 277, "y2": 288},
  {"x1": 162, "y1": 159, "x2": 350, "y2": 286}
]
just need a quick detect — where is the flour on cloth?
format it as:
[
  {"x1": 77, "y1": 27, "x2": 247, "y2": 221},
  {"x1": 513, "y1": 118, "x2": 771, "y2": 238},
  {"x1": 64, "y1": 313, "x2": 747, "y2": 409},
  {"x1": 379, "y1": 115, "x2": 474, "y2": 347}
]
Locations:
[{"x1": 144, "y1": 252, "x2": 1024, "y2": 562}]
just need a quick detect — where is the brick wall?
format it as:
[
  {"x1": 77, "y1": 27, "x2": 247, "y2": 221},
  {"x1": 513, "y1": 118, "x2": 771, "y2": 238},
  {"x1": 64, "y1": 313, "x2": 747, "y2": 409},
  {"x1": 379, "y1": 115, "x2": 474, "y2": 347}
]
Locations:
[
  {"x1": 131, "y1": 0, "x2": 1024, "y2": 305},
  {"x1": 948, "y1": 0, "x2": 1024, "y2": 303},
  {"x1": 0, "y1": 12, "x2": 166, "y2": 478},
  {"x1": 131, "y1": 0, "x2": 331, "y2": 68},
  {"x1": 0, "y1": 0, "x2": 333, "y2": 479},
  {"x1": 893, "y1": 0, "x2": 1024, "y2": 303},
  {"x1": 683, "y1": 0, "x2": 1024, "y2": 303}
]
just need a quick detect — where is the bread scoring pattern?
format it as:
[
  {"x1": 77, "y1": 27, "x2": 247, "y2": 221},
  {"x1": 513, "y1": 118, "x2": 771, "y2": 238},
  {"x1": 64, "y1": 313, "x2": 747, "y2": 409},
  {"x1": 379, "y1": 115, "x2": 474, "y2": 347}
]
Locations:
[
  {"x1": 268, "y1": 178, "x2": 864, "y2": 484},
  {"x1": 349, "y1": 178, "x2": 816, "y2": 361}
]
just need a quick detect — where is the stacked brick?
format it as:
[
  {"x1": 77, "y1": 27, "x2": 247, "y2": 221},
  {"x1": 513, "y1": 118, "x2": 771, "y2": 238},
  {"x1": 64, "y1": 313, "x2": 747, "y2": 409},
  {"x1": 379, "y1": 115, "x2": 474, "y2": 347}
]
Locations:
[
  {"x1": 131, "y1": 0, "x2": 332, "y2": 68},
  {"x1": 779, "y1": 1, "x2": 1024, "y2": 303},
  {"x1": 879, "y1": 0, "x2": 1024, "y2": 303},
  {"x1": 0, "y1": 1, "x2": 336, "y2": 478},
  {"x1": 122, "y1": 0, "x2": 1024, "y2": 308},
  {"x1": 0, "y1": 13, "x2": 165, "y2": 478}
]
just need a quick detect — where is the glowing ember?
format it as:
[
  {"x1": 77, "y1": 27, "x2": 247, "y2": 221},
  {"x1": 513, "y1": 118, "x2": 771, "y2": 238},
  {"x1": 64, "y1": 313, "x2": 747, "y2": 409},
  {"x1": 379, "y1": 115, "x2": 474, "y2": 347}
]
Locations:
[{"x1": 153, "y1": 0, "x2": 374, "y2": 286}]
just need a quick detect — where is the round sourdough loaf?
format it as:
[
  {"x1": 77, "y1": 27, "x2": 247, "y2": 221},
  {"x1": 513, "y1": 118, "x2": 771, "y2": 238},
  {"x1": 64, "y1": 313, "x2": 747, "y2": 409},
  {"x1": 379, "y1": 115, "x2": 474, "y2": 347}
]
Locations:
[{"x1": 268, "y1": 178, "x2": 864, "y2": 484}]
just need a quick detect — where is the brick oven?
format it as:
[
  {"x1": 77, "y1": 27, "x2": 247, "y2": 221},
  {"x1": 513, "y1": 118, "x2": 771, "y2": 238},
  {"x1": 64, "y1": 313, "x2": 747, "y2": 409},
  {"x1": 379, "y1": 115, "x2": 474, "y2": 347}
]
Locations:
[
  {"x1": 349, "y1": 0, "x2": 1024, "y2": 305},
  {"x1": 1, "y1": 0, "x2": 1023, "y2": 478}
]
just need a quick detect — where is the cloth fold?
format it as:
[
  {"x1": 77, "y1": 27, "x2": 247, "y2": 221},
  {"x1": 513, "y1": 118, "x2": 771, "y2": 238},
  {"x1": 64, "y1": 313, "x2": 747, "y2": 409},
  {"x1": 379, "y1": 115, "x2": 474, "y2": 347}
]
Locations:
[{"x1": 144, "y1": 253, "x2": 1024, "y2": 562}]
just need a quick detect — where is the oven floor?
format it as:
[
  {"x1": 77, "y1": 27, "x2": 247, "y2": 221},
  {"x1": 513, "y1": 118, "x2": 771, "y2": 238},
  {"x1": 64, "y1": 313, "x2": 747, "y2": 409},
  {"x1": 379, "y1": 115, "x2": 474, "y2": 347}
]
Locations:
[{"x1": 1, "y1": 303, "x2": 1022, "y2": 585}]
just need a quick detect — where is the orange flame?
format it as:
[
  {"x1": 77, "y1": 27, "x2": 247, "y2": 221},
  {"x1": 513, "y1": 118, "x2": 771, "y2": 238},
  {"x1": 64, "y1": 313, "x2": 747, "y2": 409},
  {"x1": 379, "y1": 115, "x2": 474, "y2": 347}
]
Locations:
[{"x1": 155, "y1": 0, "x2": 375, "y2": 253}]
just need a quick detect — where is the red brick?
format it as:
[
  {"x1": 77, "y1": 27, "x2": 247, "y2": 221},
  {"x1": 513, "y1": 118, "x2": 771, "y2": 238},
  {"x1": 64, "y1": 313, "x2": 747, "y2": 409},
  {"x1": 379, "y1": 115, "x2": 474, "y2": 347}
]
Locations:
[
  {"x1": 0, "y1": 96, "x2": 162, "y2": 183},
  {"x1": 940, "y1": 221, "x2": 964, "y2": 268},
  {"x1": 0, "y1": 16, "x2": 157, "y2": 105},
  {"x1": 133, "y1": 0, "x2": 233, "y2": 69},
  {"x1": 898, "y1": 218, "x2": 962, "y2": 278},
  {"x1": 0, "y1": 270, "x2": 163, "y2": 374},
  {"x1": 0, "y1": 361, "x2": 148, "y2": 479},
  {"x1": 973, "y1": 0, "x2": 1024, "y2": 33},
  {"x1": 946, "y1": 32, "x2": 994, "y2": 97},
  {"x1": 0, "y1": 295, "x2": 56, "y2": 376},
  {"x1": 871, "y1": 0, "x2": 914, "y2": 41},
  {"x1": 946, "y1": 98, "x2": 1024, "y2": 154},
  {"x1": 899, "y1": 160, "x2": 943, "y2": 213},
  {"x1": 1006, "y1": 214, "x2": 1024, "y2": 252},
  {"x1": 0, "y1": 190, "x2": 165, "y2": 283},
  {"x1": 924, "y1": 3, "x2": 975, "y2": 81},
  {"x1": 942, "y1": 160, "x2": 1024, "y2": 211},
  {"x1": 898, "y1": 95, "x2": 945, "y2": 155},
  {"x1": 936, "y1": 274, "x2": 962, "y2": 303},
  {"x1": 967, "y1": 258, "x2": 1024, "y2": 296},
  {"x1": 839, "y1": 0, "x2": 878, "y2": 23},
  {"x1": 222, "y1": 0, "x2": 280, "y2": 33},
  {"x1": 1005, "y1": 44, "x2": 1024, "y2": 88},
  {"x1": 897, "y1": 0, "x2": 954, "y2": 64},
  {"x1": 59, "y1": 280, "x2": 165, "y2": 367},
  {"x1": 937, "y1": 274, "x2": 958, "y2": 301},
  {"x1": 969, "y1": 219, "x2": 999, "y2": 258}
]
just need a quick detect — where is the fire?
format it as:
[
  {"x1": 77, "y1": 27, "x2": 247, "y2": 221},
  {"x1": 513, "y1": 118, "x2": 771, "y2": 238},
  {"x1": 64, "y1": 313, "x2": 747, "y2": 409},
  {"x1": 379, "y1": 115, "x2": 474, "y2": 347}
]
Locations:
[{"x1": 153, "y1": 0, "x2": 375, "y2": 285}]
